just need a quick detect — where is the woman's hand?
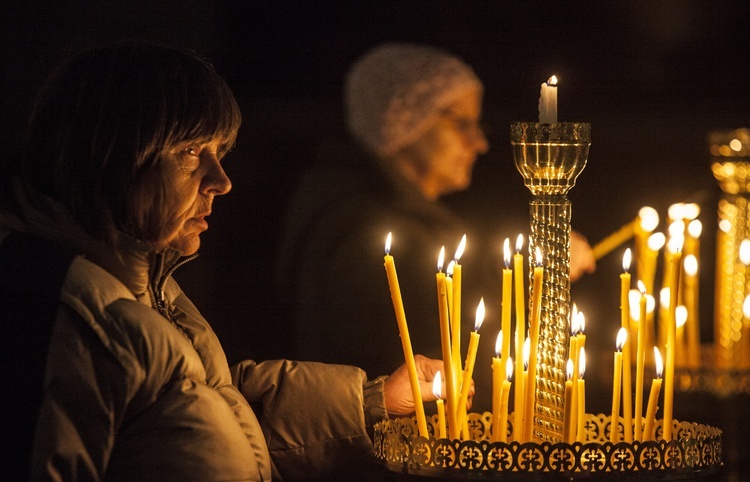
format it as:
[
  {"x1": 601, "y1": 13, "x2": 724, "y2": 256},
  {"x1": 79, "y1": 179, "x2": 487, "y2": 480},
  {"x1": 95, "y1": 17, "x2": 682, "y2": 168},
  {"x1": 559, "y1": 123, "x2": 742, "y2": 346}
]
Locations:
[
  {"x1": 570, "y1": 230, "x2": 596, "y2": 282},
  {"x1": 383, "y1": 355, "x2": 474, "y2": 416}
]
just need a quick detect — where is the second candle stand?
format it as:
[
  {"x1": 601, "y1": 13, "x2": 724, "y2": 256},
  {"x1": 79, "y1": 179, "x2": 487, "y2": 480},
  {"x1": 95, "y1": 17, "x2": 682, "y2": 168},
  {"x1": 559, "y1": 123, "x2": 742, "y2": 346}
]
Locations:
[{"x1": 510, "y1": 121, "x2": 591, "y2": 442}]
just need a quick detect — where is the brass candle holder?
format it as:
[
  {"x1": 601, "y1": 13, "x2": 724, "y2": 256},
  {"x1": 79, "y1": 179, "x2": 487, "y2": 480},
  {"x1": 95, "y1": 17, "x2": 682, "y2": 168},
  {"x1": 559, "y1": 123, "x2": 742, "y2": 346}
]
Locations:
[{"x1": 510, "y1": 122, "x2": 591, "y2": 442}]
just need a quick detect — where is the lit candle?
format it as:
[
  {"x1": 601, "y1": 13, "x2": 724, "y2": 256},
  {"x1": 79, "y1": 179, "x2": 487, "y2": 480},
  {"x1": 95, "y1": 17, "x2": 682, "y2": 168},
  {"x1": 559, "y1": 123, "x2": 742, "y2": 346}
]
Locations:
[
  {"x1": 634, "y1": 281, "x2": 647, "y2": 441},
  {"x1": 643, "y1": 232, "x2": 666, "y2": 295},
  {"x1": 683, "y1": 253, "x2": 700, "y2": 367},
  {"x1": 569, "y1": 305, "x2": 581, "y2": 436},
  {"x1": 436, "y1": 247, "x2": 458, "y2": 439},
  {"x1": 433, "y1": 371, "x2": 447, "y2": 439},
  {"x1": 620, "y1": 250, "x2": 634, "y2": 443},
  {"x1": 576, "y1": 347, "x2": 587, "y2": 443},
  {"x1": 501, "y1": 238, "x2": 512, "y2": 376},
  {"x1": 663, "y1": 243, "x2": 682, "y2": 442},
  {"x1": 538, "y1": 75, "x2": 558, "y2": 124},
  {"x1": 496, "y1": 357, "x2": 513, "y2": 443},
  {"x1": 452, "y1": 235, "x2": 467, "y2": 390},
  {"x1": 675, "y1": 305, "x2": 688, "y2": 366},
  {"x1": 577, "y1": 310, "x2": 587, "y2": 358},
  {"x1": 491, "y1": 331, "x2": 503, "y2": 441},
  {"x1": 643, "y1": 348, "x2": 664, "y2": 442},
  {"x1": 635, "y1": 207, "x2": 661, "y2": 277},
  {"x1": 592, "y1": 206, "x2": 659, "y2": 261},
  {"x1": 517, "y1": 338, "x2": 530, "y2": 443},
  {"x1": 611, "y1": 328, "x2": 627, "y2": 443},
  {"x1": 383, "y1": 233, "x2": 428, "y2": 437},
  {"x1": 457, "y1": 298, "x2": 484, "y2": 438},
  {"x1": 523, "y1": 247, "x2": 544, "y2": 442},
  {"x1": 513, "y1": 234, "x2": 526, "y2": 441},
  {"x1": 562, "y1": 359, "x2": 575, "y2": 444}
]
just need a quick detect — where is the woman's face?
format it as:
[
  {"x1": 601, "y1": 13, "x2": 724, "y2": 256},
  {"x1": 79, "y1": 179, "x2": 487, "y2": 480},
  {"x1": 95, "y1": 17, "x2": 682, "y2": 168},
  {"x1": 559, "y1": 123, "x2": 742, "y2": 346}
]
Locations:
[
  {"x1": 400, "y1": 88, "x2": 488, "y2": 200},
  {"x1": 151, "y1": 138, "x2": 232, "y2": 255}
]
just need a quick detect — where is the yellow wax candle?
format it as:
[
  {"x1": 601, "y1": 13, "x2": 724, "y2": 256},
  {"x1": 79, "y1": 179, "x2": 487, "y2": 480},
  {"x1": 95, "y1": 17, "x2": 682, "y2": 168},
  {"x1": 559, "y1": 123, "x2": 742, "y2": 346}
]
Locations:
[
  {"x1": 611, "y1": 328, "x2": 627, "y2": 443},
  {"x1": 634, "y1": 281, "x2": 647, "y2": 441},
  {"x1": 675, "y1": 305, "x2": 687, "y2": 366},
  {"x1": 683, "y1": 254, "x2": 700, "y2": 367},
  {"x1": 517, "y1": 338, "x2": 529, "y2": 443},
  {"x1": 451, "y1": 235, "x2": 466, "y2": 381},
  {"x1": 635, "y1": 207, "x2": 660, "y2": 279},
  {"x1": 577, "y1": 311, "x2": 587, "y2": 360},
  {"x1": 513, "y1": 234, "x2": 526, "y2": 441},
  {"x1": 436, "y1": 248, "x2": 459, "y2": 439},
  {"x1": 523, "y1": 248, "x2": 544, "y2": 442},
  {"x1": 383, "y1": 233, "x2": 428, "y2": 437},
  {"x1": 497, "y1": 358, "x2": 513, "y2": 443},
  {"x1": 491, "y1": 333, "x2": 503, "y2": 441},
  {"x1": 576, "y1": 347, "x2": 587, "y2": 443},
  {"x1": 620, "y1": 250, "x2": 634, "y2": 443},
  {"x1": 643, "y1": 347, "x2": 663, "y2": 442},
  {"x1": 562, "y1": 359, "x2": 575, "y2": 444},
  {"x1": 569, "y1": 309, "x2": 580, "y2": 437},
  {"x1": 433, "y1": 371, "x2": 447, "y2": 439},
  {"x1": 664, "y1": 248, "x2": 682, "y2": 442},
  {"x1": 643, "y1": 232, "x2": 665, "y2": 295},
  {"x1": 457, "y1": 298, "x2": 484, "y2": 438},
  {"x1": 501, "y1": 238, "x2": 512, "y2": 374}
]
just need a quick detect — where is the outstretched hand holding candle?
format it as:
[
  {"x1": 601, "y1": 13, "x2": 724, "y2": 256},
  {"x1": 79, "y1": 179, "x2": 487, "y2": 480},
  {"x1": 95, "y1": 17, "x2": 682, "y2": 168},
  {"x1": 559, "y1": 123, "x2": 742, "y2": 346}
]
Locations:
[{"x1": 384, "y1": 355, "x2": 474, "y2": 416}]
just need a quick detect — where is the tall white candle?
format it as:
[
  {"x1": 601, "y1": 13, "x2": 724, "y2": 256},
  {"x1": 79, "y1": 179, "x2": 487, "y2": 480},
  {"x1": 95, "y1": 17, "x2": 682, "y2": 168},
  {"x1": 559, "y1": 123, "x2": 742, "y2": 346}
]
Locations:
[{"x1": 538, "y1": 75, "x2": 558, "y2": 124}]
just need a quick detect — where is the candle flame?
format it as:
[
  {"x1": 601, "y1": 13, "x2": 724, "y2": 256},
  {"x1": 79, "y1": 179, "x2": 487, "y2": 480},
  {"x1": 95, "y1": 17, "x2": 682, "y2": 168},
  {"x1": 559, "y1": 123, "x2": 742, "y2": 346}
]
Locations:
[
  {"x1": 668, "y1": 220, "x2": 686, "y2": 238},
  {"x1": 616, "y1": 327, "x2": 627, "y2": 352},
  {"x1": 385, "y1": 232, "x2": 392, "y2": 254},
  {"x1": 534, "y1": 246, "x2": 543, "y2": 266},
  {"x1": 660, "y1": 287, "x2": 670, "y2": 309},
  {"x1": 740, "y1": 239, "x2": 750, "y2": 265},
  {"x1": 474, "y1": 297, "x2": 485, "y2": 331},
  {"x1": 446, "y1": 260, "x2": 455, "y2": 277},
  {"x1": 432, "y1": 370, "x2": 443, "y2": 399},
  {"x1": 622, "y1": 248, "x2": 632, "y2": 272},
  {"x1": 675, "y1": 305, "x2": 688, "y2": 328},
  {"x1": 437, "y1": 246, "x2": 445, "y2": 272},
  {"x1": 667, "y1": 234, "x2": 684, "y2": 254},
  {"x1": 523, "y1": 337, "x2": 530, "y2": 369},
  {"x1": 566, "y1": 358, "x2": 574, "y2": 380},
  {"x1": 637, "y1": 280, "x2": 646, "y2": 295},
  {"x1": 687, "y1": 219, "x2": 702, "y2": 238},
  {"x1": 743, "y1": 295, "x2": 750, "y2": 319},
  {"x1": 506, "y1": 357, "x2": 514, "y2": 380},
  {"x1": 648, "y1": 232, "x2": 666, "y2": 251},
  {"x1": 629, "y1": 289, "x2": 641, "y2": 320},
  {"x1": 578, "y1": 347, "x2": 586, "y2": 379},
  {"x1": 515, "y1": 234, "x2": 524, "y2": 254},
  {"x1": 646, "y1": 294, "x2": 655, "y2": 314},
  {"x1": 495, "y1": 330, "x2": 503, "y2": 358},
  {"x1": 454, "y1": 234, "x2": 467, "y2": 262},
  {"x1": 503, "y1": 238, "x2": 511, "y2": 268},
  {"x1": 570, "y1": 306, "x2": 580, "y2": 336},
  {"x1": 638, "y1": 206, "x2": 659, "y2": 232},
  {"x1": 654, "y1": 347, "x2": 663, "y2": 379},
  {"x1": 576, "y1": 311, "x2": 586, "y2": 335},
  {"x1": 683, "y1": 203, "x2": 700, "y2": 221},
  {"x1": 683, "y1": 254, "x2": 698, "y2": 276},
  {"x1": 668, "y1": 203, "x2": 685, "y2": 221},
  {"x1": 547, "y1": 75, "x2": 558, "y2": 86}
]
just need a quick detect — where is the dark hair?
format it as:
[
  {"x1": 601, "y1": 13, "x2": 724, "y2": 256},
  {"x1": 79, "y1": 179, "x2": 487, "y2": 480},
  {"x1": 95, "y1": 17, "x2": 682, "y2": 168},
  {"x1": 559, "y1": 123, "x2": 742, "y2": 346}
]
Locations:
[{"x1": 18, "y1": 40, "x2": 241, "y2": 244}]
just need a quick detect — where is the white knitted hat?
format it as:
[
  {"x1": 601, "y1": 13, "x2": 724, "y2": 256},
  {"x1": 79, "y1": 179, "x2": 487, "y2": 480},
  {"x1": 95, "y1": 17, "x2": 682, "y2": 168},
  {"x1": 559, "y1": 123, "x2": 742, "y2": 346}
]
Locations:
[{"x1": 345, "y1": 43, "x2": 483, "y2": 157}]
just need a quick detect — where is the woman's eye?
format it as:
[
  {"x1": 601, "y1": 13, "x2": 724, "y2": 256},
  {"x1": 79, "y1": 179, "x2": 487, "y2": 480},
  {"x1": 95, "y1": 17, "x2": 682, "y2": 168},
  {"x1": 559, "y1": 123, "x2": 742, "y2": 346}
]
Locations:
[{"x1": 184, "y1": 146, "x2": 200, "y2": 157}]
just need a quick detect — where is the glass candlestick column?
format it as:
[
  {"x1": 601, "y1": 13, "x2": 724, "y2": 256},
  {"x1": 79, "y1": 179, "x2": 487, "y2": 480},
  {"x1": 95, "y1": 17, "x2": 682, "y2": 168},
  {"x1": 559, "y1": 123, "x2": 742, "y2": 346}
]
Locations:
[
  {"x1": 511, "y1": 122, "x2": 591, "y2": 442},
  {"x1": 710, "y1": 128, "x2": 750, "y2": 369}
]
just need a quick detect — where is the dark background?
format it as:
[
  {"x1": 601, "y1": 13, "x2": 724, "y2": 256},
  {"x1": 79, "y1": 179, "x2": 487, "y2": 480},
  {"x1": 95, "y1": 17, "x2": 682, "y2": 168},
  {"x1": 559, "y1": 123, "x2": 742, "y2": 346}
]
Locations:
[{"x1": 2, "y1": 2, "x2": 748, "y2": 470}]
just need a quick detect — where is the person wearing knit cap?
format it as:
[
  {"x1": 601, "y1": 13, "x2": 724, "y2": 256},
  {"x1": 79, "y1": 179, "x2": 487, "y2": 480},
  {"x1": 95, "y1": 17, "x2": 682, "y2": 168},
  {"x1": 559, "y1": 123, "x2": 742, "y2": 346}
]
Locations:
[{"x1": 276, "y1": 43, "x2": 594, "y2": 411}]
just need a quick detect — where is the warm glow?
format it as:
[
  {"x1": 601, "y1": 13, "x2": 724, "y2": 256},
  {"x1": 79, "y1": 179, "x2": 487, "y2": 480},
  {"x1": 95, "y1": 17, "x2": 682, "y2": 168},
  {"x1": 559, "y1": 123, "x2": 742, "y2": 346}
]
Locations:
[
  {"x1": 648, "y1": 232, "x2": 666, "y2": 251},
  {"x1": 516, "y1": 234, "x2": 524, "y2": 254},
  {"x1": 523, "y1": 338, "x2": 530, "y2": 369},
  {"x1": 495, "y1": 331, "x2": 503, "y2": 357},
  {"x1": 719, "y1": 219, "x2": 732, "y2": 233},
  {"x1": 743, "y1": 295, "x2": 750, "y2": 319},
  {"x1": 667, "y1": 234, "x2": 684, "y2": 254},
  {"x1": 566, "y1": 358, "x2": 574, "y2": 380},
  {"x1": 638, "y1": 207, "x2": 659, "y2": 232},
  {"x1": 637, "y1": 280, "x2": 647, "y2": 295},
  {"x1": 578, "y1": 347, "x2": 586, "y2": 379},
  {"x1": 675, "y1": 306, "x2": 688, "y2": 328},
  {"x1": 570, "y1": 307, "x2": 580, "y2": 335},
  {"x1": 622, "y1": 248, "x2": 632, "y2": 272},
  {"x1": 385, "y1": 232, "x2": 392, "y2": 254},
  {"x1": 668, "y1": 203, "x2": 685, "y2": 221},
  {"x1": 577, "y1": 311, "x2": 586, "y2": 335},
  {"x1": 535, "y1": 246, "x2": 543, "y2": 266},
  {"x1": 616, "y1": 327, "x2": 627, "y2": 352},
  {"x1": 432, "y1": 370, "x2": 443, "y2": 399},
  {"x1": 668, "y1": 220, "x2": 686, "y2": 238},
  {"x1": 446, "y1": 260, "x2": 455, "y2": 277},
  {"x1": 740, "y1": 240, "x2": 750, "y2": 265},
  {"x1": 503, "y1": 238, "x2": 511, "y2": 268},
  {"x1": 454, "y1": 234, "x2": 467, "y2": 262},
  {"x1": 474, "y1": 297, "x2": 485, "y2": 331},
  {"x1": 687, "y1": 219, "x2": 702, "y2": 238},
  {"x1": 506, "y1": 357, "x2": 514, "y2": 381},
  {"x1": 660, "y1": 287, "x2": 671, "y2": 310},
  {"x1": 629, "y1": 289, "x2": 641, "y2": 319},
  {"x1": 654, "y1": 348, "x2": 664, "y2": 379},
  {"x1": 437, "y1": 246, "x2": 445, "y2": 272},
  {"x1": 684, "y1": 254, "x2": 698, "y2": 277},
  {"x1": 683, "y1": 203, "x2": 700, "y2": 220},
  {"x1": 548, "y1": 75, "x2": 558, "y2": 86},
  {"x1": 730, "y1": 138, "x2": 743, "y2": 152},
  {"x1": 646, "y1": 294, "x2": 655, "y2": 314}
]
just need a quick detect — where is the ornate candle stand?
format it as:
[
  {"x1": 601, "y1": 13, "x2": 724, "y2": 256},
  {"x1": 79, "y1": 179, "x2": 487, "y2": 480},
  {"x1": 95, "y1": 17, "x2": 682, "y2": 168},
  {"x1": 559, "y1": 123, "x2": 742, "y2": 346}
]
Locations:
[{"x1": 510, "y1": 122, "x2": 591, "y2": 442}]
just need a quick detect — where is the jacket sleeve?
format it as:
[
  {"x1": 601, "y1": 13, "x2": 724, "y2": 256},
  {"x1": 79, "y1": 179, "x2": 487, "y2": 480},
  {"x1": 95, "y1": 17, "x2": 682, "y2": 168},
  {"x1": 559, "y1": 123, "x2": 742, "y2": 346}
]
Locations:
[{"x1": 230, "y1": 359, "x2": 388, "y2": 482}]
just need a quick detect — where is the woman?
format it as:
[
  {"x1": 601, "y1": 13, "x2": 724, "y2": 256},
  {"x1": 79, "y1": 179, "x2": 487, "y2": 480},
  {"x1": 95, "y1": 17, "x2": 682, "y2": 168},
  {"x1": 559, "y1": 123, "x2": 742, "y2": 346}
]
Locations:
[{"x1": 0, "y1": 40, "x2": 444, "y2": 481}]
